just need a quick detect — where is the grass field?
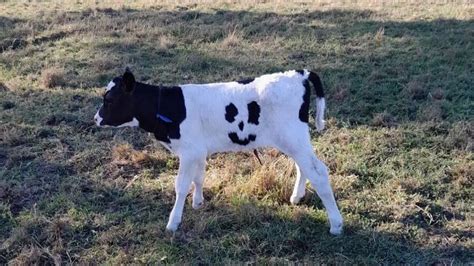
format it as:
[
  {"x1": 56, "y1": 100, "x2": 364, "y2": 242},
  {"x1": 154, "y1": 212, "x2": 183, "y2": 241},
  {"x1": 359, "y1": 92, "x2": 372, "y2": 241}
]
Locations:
[{"x1": 0, "y1": 0, "x2": 473, "y2": 264}]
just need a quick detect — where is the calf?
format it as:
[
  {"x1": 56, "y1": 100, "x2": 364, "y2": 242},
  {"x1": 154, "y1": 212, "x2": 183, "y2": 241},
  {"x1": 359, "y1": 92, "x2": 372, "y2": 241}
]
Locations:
[{"x1": 94, "y1": 68, "x2": 343, "y2": 235}]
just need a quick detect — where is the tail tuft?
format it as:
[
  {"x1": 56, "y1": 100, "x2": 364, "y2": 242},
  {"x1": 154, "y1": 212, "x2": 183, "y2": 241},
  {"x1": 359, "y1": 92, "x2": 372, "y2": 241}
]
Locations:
[
  {"x1": 306, "y1": 71, "x2": 326, "y2": 132},
  {"x1": 315, "y1": 97, "x2": 325, "y2": 132}
]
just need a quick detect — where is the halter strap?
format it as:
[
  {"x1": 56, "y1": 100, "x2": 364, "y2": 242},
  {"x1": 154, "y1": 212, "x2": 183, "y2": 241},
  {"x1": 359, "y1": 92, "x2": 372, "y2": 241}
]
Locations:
[{"x1": 156, "y1": 86, "x2": 173, "y2": 123}]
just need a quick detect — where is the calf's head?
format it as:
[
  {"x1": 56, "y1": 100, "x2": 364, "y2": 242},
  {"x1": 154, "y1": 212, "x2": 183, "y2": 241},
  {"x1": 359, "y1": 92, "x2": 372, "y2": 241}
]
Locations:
[{"x1": 94, "y1": 69, "x2": 139, "y2": 128}]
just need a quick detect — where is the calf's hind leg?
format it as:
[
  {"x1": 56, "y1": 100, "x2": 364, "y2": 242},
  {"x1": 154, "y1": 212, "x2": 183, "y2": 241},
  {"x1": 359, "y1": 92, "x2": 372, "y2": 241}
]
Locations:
[
  {"x1": 279, "y1": 133, "x2": 343, "y2": 235},
  {"x1": 290, "y1": 163, "x2": 307, "y2": 205},
  {"x1": 293, "y1": 149, "x2": 343, "y2": 235}
]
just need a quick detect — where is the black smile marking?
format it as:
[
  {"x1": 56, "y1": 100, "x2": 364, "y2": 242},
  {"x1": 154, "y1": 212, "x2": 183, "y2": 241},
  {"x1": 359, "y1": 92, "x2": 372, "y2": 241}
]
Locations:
[
  {"x1": 247, "y1": 101, "x2": 260, "y2": 125},
  {"x1": 228, "y1": 133, "x2": 256, "y2": 145},
  {"x1": 225, "y1": 103, "x2": 238, "y2": 123}
]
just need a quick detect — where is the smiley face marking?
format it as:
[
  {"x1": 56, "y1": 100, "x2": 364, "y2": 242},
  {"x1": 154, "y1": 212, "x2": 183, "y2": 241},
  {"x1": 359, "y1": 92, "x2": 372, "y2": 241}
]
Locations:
[{"x1": 224, "y1": 101, "x2": 261, "y2": 145}]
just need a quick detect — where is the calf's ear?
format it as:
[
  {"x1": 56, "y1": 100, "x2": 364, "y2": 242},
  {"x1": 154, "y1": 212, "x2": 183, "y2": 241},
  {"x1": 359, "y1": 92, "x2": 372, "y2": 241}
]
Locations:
[{"x1": 122, "y1": 68, "x2": 135, "y2": 93}]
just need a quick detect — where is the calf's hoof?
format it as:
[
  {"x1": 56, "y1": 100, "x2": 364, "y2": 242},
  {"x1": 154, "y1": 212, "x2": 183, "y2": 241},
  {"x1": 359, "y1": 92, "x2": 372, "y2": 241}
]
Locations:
[
  {"x1": 329, "y1": 223, "x2": 343, "y2": 235},
  {"x1": 192, "y1": 200, "x2": 204, "y2": 210},
  {"x1": 290, "y1": 195, "x2": 303, "y2": 205},
  {"x1": 166, "y1": 221, "x2": 180, "y2": 232}
]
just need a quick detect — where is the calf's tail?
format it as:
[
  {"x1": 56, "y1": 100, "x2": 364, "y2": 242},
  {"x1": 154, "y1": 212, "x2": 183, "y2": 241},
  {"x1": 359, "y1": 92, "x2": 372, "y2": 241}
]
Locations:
[{"x1": 307, "y1": 71, "x2": 326, "y2": 132}]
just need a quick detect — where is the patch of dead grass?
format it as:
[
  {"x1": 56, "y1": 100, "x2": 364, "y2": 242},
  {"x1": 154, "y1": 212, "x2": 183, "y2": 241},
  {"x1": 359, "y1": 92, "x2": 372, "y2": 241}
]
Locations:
[
  {"x1": 235, "y1": 154, "x2": 294, "y2": 203},
  {"x1": 371, "y1": 111, "x2": 397, "y2": 127},
  {"x1": 220, "y1": 27, "x2": 244, "y2": 48},
  {"x1": 41, "y1": 67, "x2": 66, "y2": 88},
  {"x1": 419, "y1": 102, "x2": 444, "y2": 122}
]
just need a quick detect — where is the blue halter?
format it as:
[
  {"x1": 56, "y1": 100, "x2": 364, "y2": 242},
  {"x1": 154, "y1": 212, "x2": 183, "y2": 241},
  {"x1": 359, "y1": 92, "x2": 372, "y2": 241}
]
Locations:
[
  {"x1": 157, "y1": 113, "x2": 173, "y2": 123},
  {"x1": 156, "y1": 86, "x2": 173, "y2": 123}
]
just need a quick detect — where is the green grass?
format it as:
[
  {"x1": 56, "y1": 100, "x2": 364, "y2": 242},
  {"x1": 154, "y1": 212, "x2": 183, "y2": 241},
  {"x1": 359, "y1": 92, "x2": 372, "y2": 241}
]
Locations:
[{"x1": 0, "y1": 1, "x2": 473, "y2": 264}]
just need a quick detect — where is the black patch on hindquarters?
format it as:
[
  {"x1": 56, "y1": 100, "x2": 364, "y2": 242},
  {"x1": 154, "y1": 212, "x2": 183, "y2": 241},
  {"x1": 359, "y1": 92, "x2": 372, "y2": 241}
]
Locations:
[
  {"x1": 238, "y1": 121, "x2": 244, "y2": 131},
  {"x1": 296, "y1": 69, "x2": 305, "y2": 75},
  {"x1": 247, "y1": 101, "x2": 260, "y2": 125},
  {"x1": 228, "y1": 133, "x2": 256, "y2": 145},
  {"x1": 237, "y1": 78, "x2": 254, "y2": 85},
  {"x1": 225, "y1": 103, "x2": 238, "y2": 123},
  {"x1": 299, "y1": 79, "x2": 311, "y2": 123}
]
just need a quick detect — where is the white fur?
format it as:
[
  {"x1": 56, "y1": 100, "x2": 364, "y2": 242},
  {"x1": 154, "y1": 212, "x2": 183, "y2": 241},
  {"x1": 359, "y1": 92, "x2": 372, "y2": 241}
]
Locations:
[
  {"x1": 94, "y1": 112, "x2": 103, "y2": 126},
  {"x1": 315, "y1": 97, "x2": 326, "y2": 132},
  {"x1": 94, "y1": 111, "x2": 139, "y2": 128},
  {"x1": 162, "y1": 69, "x2": 342, "y2": 234},
  {"x1": 116, "y1": 117, "x2": 139, "y2": 128},
  {"x1": 106, "y1": 80, "x2": 115, "y2": 92}
]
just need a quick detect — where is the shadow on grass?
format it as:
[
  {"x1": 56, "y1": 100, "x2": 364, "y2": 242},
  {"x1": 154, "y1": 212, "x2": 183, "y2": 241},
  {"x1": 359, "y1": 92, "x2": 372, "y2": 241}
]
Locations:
[{"x1": 1, "y1": 162, "x2": 471, "y2": 264}]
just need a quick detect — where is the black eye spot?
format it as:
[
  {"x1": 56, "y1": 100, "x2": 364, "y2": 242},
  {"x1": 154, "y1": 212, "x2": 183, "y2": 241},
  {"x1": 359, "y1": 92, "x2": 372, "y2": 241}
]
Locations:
[
  {"x1": 247, "y1": 101, "x2": 260, "y2": 125},
  {"x1": 225, "y1": 103, "x2": 238, "y2": 123}
]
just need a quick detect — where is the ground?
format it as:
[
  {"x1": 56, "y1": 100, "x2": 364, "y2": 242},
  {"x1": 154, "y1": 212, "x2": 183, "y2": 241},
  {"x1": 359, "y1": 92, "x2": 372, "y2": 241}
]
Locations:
[{"x1": 0, "y1": 0, "x2": 473, "y2": 264}]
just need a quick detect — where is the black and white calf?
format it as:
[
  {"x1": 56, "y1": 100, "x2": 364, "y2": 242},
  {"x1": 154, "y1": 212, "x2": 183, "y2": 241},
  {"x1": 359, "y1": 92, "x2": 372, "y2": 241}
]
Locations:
[{"x1": 94, "y1": 69, "x2": 343, "y2": 234}]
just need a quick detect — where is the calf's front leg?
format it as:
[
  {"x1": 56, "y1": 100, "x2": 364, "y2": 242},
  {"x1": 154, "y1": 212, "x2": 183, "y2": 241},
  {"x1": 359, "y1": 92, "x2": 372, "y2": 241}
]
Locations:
[{"x1": 166, "y1": 153, "x2": 205, "y2": 232}]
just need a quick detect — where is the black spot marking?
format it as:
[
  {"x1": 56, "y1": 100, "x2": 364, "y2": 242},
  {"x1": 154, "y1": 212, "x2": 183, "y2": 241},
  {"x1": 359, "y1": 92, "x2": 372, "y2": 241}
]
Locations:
[
  {"x1": 228, "y1": 133, "x2": 256, "y2": 145},
  {"x1": 296, "y1": 69, "x2": 305, "y2": 75},
  {"x1": 247, "y1": 101, "x2": 260, "y2": 125},
  {"x1": 225, "y1": 103, "x2": 238, "y2": 123},
  {"x1": 299, "y1": 79, "x2": 310, "y2": 123},
  {"x1": 238, "y1": 121, "x2": 244, "y2": 131},
  {"x1": 237, "y1": 78, "x2": 254, "y2": 85}
]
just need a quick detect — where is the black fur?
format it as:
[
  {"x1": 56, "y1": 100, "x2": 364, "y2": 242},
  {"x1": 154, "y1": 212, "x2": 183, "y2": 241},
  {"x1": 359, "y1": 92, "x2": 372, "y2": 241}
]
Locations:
[
  {"x1": 152, "y1": 86, "x2": 186, "y2": 142},
  {"x1": 225, "y1": 103, "x2": 238, "y2": 123},
  {"x1": 299, "y1": 80, "x2": 311, "y2": 123},
  {"x1": 97, "y1": 75, "x2": 186, "y2": 143},
  {"x1": 228, "y1": 133, "x2": 256, "y2": 145},
  {"x1": 247, "y1": 101, "x2": 260, "y2": 125},
  {"x1": 237, "y1": 78, "x2": 254, "y2": 85},
  {"x1": 308, "y1": 71, "x2": 325, "y2": 98},
  {"x1": 238, "y1": 121, "x2": 244, "y2": 131},
  {"x1": 297, "y1": 70, "x2": 325, "y2": 123}
]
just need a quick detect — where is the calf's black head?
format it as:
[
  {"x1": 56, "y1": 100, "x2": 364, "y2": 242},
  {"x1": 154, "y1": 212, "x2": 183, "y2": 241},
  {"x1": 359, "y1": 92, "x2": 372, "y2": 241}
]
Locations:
[{"x1": 94, "y1": 69, "x2": 139, "y2": 127}]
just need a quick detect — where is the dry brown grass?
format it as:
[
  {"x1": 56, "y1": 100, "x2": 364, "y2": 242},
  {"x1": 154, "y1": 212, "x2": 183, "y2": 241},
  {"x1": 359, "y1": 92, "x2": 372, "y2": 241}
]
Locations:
[
  {"x1": 41, "y1": 67, "x2": 66, "y2": 88},
  {"x1": 237, "y1": 155, "x2": 295, "y2": 203},
  {"x1": 112, "y1": 143, "x2": 155, "y2": 167},
  {"x1": 372, "y1": 111, "x2": 397, "y2": 127},
  {"x1": 419, "y1": 102, "x2": 444, "y2": 122},
  {"x1": 221, "y1": 28, "x2": 244, "y2": 48},
  {"x1": 0, "y1": 81, "x2": 9, "y2": 91}
]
